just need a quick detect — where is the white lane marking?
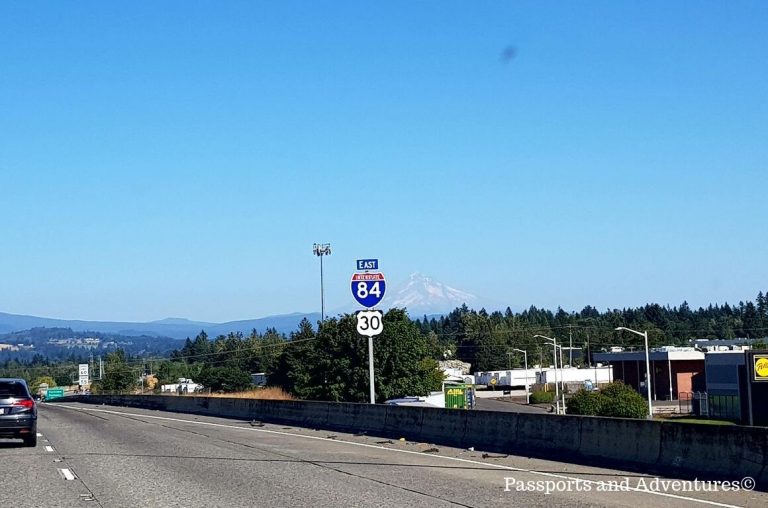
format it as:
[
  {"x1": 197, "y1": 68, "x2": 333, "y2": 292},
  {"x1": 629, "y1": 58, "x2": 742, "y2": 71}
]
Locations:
[
  {"x1": 55, "y1": 404, "x2": 742, "y2": 508},
  {"x1": 45, "y1": 445, "x2": 54, "y2": 452},
  {"x1": 36, "y1": 432, "x2": 43, "y2": 437},
  {"x1": 58, "y1": 468, "x2": 76, "y2": 481}
]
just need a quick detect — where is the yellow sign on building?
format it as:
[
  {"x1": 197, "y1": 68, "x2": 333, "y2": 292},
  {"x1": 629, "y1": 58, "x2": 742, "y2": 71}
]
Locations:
[{"x1": 754, "y1": 355, "x2": 768, "y2": 381}]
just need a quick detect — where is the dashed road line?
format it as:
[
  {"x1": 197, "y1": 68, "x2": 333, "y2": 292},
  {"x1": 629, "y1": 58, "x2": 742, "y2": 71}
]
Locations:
[
  {"x1": 58, "y1": 468, "x2": 76, "y2": 481},
  {"x1": 45, "y1": 445, "x2": 55, "y2": 452}
]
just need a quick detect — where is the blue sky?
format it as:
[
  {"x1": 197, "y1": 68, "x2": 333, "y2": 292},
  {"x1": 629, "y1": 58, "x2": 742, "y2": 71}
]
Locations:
[{"x1": 1, "y1": 1, "x2": 766, "y2": 322}]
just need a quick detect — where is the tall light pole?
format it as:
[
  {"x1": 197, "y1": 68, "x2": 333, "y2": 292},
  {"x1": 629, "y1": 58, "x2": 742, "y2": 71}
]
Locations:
[
  {"x1": 312, "y1": 243, "x2": 331, "y2": 322},
  {"x1": 615, "y1": 326, "x2": 653, "y2": 420},
  {"x1": 534, "y1": 334, "x2": 561, "y2": 414},
  {"x1": 553, "y1": 343, "x2": 567, "y2": 411},
  {"x1": 511, "y1": 348, "x2": 529, "y2": 404}
]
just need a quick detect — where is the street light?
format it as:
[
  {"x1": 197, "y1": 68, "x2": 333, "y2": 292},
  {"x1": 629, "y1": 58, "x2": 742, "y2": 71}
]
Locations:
[
  {"x1": 312, "y1": 243, "x2": 331, "y2": 322},
  {"x1": 615, "y1": 326, "x2": 653, "y2": 420},
  {"x1": 551, "y1": 343, "x2": 567, "y2": 412},
  {"x1": 511, "y1": 348, "x2": 530, "y2": 404},
  {"x1": 534, "y1": 334, "x2": 561, "y2": 414}
]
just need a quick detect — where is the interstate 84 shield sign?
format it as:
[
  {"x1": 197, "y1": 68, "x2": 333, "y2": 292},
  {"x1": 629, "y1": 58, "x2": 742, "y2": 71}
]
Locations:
[{"x1": 351, "y1": 272, "x2": 386, "y2": 308}]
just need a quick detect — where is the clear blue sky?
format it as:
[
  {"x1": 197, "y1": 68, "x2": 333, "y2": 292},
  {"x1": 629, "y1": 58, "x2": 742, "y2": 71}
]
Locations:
[{"x1": 1, "y1": 1, "x2": 766, "y2": 322}]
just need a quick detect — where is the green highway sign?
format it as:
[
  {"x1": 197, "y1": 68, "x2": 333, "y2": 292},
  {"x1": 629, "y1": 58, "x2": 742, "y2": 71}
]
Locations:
[{"x1": 46, "y1": 388, "x2": 65, "y2": 400}]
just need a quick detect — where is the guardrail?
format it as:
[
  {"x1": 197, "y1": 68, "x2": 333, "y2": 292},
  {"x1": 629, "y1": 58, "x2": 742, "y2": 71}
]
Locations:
[{"x1": 56, "y1": 394, "x2": 768, "y2": 489}]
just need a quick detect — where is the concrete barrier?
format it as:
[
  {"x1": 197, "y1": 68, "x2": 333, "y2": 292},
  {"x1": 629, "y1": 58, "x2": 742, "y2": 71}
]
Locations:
[
  {"x1": 326, "y1": 402, "x2": 386, "y2": 434},
  {"x1": 579, "y1": 416, "x2": 662, "y2": 466},
  {"x1": 384, "y1": 405, "x2": 425, "y2": 440},
  {"x1": 658, "y1": 422, "x2": 768, "y2": 481},
  {"x1": 516, "y1": 413, "x2": 582, "y2": 457},
  {"x1": 416, "y1": 407, "x2": 468, "y2": 448},
  {"x1": 57, "y1": 395, "x2": 768, "y2": 489},
  {"x1": 463, "y1": 409, "x2": 515, "y2": 451}
]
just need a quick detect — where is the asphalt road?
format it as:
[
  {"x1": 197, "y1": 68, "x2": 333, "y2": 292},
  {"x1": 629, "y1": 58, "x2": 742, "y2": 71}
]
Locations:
[
  {"x1": 0, "y1": 402, "x2": 765, "y2": 508},
  {"x1": 474, "y1": 397, "x2": 551, "y2": 413}
]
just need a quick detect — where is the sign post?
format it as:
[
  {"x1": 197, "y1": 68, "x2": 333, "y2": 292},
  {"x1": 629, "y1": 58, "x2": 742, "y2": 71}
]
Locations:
[
  {"x1": 747, "y1": 351, "x2": 768, "y2": 426},
  {"x1": 78, "y1": 364, "x2": 89, "y2": 387},
  {"x1": 352, "y1": 260, "x2": 385, "y2": 404}
]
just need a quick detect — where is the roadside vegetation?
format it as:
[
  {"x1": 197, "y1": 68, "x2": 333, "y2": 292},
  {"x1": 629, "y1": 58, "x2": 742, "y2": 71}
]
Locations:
[
  {"x1": 199, "y1": 387, "x2": 294, "y2": 400},
  {"x1": 529, "y1": 390, "x2": 555, "y2": 404},
  {"x1": 566, "y1": 381, "x2": 649, "y2": 419},
  {"x1": 2, "y1": 290, "x2": 767, "y2": 404}
]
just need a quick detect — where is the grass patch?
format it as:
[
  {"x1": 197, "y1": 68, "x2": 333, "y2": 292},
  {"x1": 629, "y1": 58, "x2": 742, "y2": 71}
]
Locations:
[
  {"x1": 203, "y1": 387, "x2": 294, "y2": 400},
  {"x1": 664, "y1": 417, "x2": 736, "y2": 426},
  {"x1": 161, "y1": 387, "x2": 294, "y2": 400}
]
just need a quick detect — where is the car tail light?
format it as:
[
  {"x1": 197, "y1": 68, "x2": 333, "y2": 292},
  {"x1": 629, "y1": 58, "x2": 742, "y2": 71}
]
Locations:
[{"x1": 13, "y1": 399, "x2": 35, "y2": 410}]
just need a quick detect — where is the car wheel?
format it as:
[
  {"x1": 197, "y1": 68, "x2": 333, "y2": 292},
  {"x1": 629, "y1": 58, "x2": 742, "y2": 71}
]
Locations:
[{"x1": 23, "y1": 434, "x2": 37, "y2": 447}]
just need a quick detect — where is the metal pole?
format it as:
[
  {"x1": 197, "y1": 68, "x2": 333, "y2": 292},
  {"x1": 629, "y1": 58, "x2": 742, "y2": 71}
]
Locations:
[
  {"x1": 320, "y1": 253, "x2": 325, "y2": 322},
  {"x1": 569, "y1": 326, "x2": 573, "y2": 366},
  {"x1": 524, "y1": 351, "x2": 530, "y2": 404},
  {"x1": 368, "y1": 335, "x2": 376, "y2": 404},
  {"x1": 313, "y1": 243, "x2": 330, "y2": 323},
  {"x1": 559, "y1": 345, "x2": 565, "y2": 411},
  {"x1": 668, "y1": 357, "x2": 673, "y2": 400},
  {"x1": 747, "y1": 352, "x2": 754, "y2": 426},
  {"x1": 644, "y1": 331, "x2": 653, "y2": 419},
  {"x1": 552, "y1": 341, "x2": 560, "y2": 414}
]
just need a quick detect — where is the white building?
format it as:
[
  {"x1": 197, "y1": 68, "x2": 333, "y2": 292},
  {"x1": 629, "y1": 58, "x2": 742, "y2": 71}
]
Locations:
[
  {"x1": 535, "y1": 366, "x2": 613, "y2": 385},
  {"x1": 475, "y1": 368, "x2": 538, "y2": 387}
]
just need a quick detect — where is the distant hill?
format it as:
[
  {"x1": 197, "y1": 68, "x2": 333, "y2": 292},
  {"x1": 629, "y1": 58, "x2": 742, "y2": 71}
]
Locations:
[
  {"x1": 0, "y1": 327, "x2": 182, "y2": 361},
  {"x1": 0, "y1": 272, "x2": 496, "y2": 340},
  {"x1": 0, "y1": 311, "x2": 321, "y2": 340}
]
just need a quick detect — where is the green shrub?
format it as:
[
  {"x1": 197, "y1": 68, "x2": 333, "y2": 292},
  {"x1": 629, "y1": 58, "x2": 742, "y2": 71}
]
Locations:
[
  {"x1": 566, "y1": 389, "x2": 604, "y2": 416},
  {"x1": 566, "y1": 381, "x2": 648, "y2": 419},
  {"x1": 600, "y1": 390, "x2": 648, "y2": 419},
  {"x1": 529, "y1": 390, "x2": 555, "y2": 404},
  {"x1": 599, "y1": 380, "x2": 637, "y2": 399}
]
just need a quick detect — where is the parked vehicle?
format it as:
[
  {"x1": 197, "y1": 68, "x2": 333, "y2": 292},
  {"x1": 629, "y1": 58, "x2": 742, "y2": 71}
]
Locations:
[{"x1": 0, "y1": 378, "x2": 38, "y2": 447}]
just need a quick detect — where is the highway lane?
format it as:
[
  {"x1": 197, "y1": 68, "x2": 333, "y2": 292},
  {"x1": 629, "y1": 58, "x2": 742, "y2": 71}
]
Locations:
[{"x1": 0, "y1": 403, "x2": 765, "y2": 508}]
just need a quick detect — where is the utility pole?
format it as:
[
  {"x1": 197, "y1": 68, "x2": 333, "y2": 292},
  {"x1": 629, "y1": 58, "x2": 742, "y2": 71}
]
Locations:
[
  {"x1": 569, "y1": 326, "x2": 573, "y2": 367},
  {"x1": 99, "y1": 356, "x2": 103, "y2": 380}
]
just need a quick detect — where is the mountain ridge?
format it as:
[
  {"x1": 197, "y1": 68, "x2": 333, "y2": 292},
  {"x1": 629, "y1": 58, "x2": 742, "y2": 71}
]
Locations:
[
  {"x1": 0, "y1": 274, "x2": 493, "y2": 338},
  {"x1": 0, "y1": 311, "x2": 321, "y2": 340}
]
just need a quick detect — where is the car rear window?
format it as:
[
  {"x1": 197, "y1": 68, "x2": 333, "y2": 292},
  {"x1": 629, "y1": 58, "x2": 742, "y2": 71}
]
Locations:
[{"x1": 0, "y1": 382, "x2": 29, "y2": 397}]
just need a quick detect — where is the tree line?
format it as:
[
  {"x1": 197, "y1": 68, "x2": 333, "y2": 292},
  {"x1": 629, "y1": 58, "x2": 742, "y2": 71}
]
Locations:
[{"x1": 3, "y1": 291, "x2": 767, "y2": 402}]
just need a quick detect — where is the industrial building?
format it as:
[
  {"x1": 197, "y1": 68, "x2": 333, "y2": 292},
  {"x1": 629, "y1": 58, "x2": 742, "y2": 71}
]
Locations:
[
  {"x1": 592, "y1": 347, "x2": 706, "y2": 400},
  {"x1": 535, "y1": 366, "x2": 612, "y2": 385},
  {"x1": 474, "y1": 366, "x2": 611, "y2": 388},
  {"x1": 474, "y1": 369, "x2": 537, "y2": 388},
  {"x1": 704, "y1": 351, "x2": 746, "y2": 421}
]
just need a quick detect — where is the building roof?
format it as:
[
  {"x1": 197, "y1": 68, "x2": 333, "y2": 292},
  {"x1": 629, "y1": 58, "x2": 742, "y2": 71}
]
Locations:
[{"x1": 593, "y1": 349, "x2": 705, "y2": 362}]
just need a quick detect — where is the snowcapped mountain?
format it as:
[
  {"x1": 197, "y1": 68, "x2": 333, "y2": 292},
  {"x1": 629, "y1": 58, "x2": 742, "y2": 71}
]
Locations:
[{"x1": 384, "y1": 272, "x2": 480, "y2": 317}]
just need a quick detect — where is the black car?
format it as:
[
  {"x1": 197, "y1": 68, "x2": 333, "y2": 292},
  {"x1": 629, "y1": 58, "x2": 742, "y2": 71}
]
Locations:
[{"x1": 0, "y1": 378, "x2": 37, "y2": 447}]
